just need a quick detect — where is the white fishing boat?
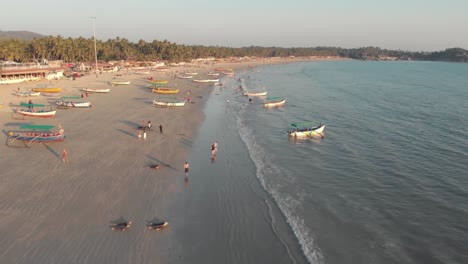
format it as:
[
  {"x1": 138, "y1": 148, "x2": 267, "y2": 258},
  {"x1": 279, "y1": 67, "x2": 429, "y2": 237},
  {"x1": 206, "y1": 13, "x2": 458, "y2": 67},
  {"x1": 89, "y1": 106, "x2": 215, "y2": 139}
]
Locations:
[
  {"x1": 244, "y1": 91, "x2": 268, "y2": 96},
  {"x1": 153, "y1": 100, "x2": 186, "y2": 107},
  {"x1": 108, "y1": 80, "x2": 131, "y2": 86},
  {"x1": 264, "y1": 97, "x2": 286, "y2": 107},
  {"x1": 82, "y1": 88, "x2": 110, "y2": 93},
  {"x1": 287, "y1": 122, "x2": 325, "y2": 138}
]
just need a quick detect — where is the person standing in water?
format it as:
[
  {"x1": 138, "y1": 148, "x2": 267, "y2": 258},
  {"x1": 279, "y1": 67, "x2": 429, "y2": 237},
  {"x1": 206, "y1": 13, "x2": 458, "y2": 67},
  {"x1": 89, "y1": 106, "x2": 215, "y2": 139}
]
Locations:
[{"x1": 184, "y1": 162, "x2": 189, "y2": 177}]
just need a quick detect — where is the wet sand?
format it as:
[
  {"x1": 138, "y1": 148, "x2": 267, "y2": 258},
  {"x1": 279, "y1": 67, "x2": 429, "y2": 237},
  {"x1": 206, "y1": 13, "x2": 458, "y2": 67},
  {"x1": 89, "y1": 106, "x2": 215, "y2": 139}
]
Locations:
[{"x1": 0, "y1": 57, "x2": 335, "y2": 263}]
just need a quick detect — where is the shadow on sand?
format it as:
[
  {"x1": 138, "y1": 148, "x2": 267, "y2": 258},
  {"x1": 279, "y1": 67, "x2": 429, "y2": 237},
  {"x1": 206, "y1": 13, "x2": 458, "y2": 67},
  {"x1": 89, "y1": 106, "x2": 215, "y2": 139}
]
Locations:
[{"x1": 144, "y1": 154, "x2": 177, "y2": 171}]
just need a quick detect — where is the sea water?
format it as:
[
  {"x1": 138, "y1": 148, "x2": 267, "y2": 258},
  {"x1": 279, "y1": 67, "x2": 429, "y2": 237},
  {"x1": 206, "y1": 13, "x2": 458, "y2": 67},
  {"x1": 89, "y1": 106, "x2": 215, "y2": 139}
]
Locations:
[{"x1": 220, "y1": 61, "x2": 468, "y2": 264}]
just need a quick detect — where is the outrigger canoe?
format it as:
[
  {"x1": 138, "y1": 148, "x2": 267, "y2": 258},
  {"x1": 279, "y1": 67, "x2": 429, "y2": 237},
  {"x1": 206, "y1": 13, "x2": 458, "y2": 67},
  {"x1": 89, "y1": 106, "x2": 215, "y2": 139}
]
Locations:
[
  {"x1": 152, "y1": 88, "x2": 179, "y2": 94},
  {"x1": 287, "y1": 122, "x2": 325, "y2": 138},
  {"x1": 264, "y1": 97, "x2": 286, "y2": 107},
  {"x1": 7, "y1": 124, "x2": 66, "y2": 147}
]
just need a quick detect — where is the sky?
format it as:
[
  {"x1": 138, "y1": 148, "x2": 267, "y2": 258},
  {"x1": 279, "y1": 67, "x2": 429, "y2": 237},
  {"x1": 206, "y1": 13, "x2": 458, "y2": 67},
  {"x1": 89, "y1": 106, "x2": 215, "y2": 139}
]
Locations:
[{"x1": 1, "y1": 0, "x2": 467, "y2": 51}]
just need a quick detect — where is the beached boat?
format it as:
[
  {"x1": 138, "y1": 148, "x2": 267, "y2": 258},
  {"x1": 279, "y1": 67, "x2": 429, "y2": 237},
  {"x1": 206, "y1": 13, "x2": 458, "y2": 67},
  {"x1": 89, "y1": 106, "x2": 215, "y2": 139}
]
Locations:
[
  {"x1": 264, "y1": 97, "x2": 286, "y2": 107},
  {"x1": 153, "y1": 100, "x2": 186, "y2": 107},
  {"x1": 41, "y1": 92, "x2": 61, "y2": 97},
  {"x1": 15, "y1": 103, "x2": 56, "y2": 118},
  {"x1": 244, "y1": 91, "x2": 268, "y2": 96},
  {"x1": 152, "y1": 88, "x2": 180, "y2": 94},
  {"x1": 14, "y1": 91, "x2": 41, "y2": 97},
  {"x1": 56, "y1": 96, "x2": 92, "y2": 109},
  {"x1": 287, "y1": 122, "x2": 325, "y2": 138},
  {"x1": 177, "y1": 75, "x2": 193, "y2": 79},
  {"x1": 206, "y1": 72, "x2": 220, "y2": 76},
  {"x1": 184, "y1": 72, "x2": 198, "y2": 76},
  {"x1": 193, "y1": 79, "x2": 219, "y2": 83},
  {"x1": 32, "y1": 87, "x2": 62, "y2": 93},
  {"x1": 82, "y1": 88, "x2": 110, "y2": 93},
  {"x1": 7, "y1": 124, "x2": 66, "y2": 147},
  {"x1": 148, "y1": 80, "x2": 169, "y2": 85},
  {"x1": 108, "y1": 80, "x2": 131, "y2": 86},
  {"x1": 0, "y1": 78, "x2": 26, "y2": 85}
]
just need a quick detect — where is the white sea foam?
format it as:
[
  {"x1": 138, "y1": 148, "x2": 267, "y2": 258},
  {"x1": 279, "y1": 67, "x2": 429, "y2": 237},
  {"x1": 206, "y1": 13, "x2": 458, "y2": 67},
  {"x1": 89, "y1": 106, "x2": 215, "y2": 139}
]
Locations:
[{"x1": 236, "y1": 104, "x2": 325, "y2": 264}]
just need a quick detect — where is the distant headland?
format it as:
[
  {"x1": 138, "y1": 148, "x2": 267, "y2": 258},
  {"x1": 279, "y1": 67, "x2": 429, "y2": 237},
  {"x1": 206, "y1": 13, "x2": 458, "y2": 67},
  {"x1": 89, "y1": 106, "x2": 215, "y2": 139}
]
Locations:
[{"x1": 0, "y1": 30, "x2": 467, "y2": 63}]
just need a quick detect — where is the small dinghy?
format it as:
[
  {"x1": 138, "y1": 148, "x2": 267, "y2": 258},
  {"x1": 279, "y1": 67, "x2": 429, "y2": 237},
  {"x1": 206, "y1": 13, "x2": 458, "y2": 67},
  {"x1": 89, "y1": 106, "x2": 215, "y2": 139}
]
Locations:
[
  {"x1": 148, "y1": 221, "x2": 168, "y2": 230},
  {"x1": 111, "y1": 221, "x2": 132, "y2": 231}
]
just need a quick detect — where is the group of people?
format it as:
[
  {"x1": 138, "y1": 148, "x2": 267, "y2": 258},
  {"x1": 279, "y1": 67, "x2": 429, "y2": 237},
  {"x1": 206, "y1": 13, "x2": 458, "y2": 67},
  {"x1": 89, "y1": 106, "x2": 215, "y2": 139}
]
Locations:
[{"x1": 138, "y1": 121, "x2": 164, "y2": 140}]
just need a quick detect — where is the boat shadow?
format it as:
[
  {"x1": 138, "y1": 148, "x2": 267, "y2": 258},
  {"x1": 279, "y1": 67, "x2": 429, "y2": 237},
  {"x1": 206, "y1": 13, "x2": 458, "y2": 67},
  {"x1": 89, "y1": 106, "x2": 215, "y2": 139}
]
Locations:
[
  {"x1": 43, "y1": 143, "x2": 61, "y2": 159},
  {"x1": 144, "y1": 154, "x2": 177, "y2": 171},
  {"x1": 115, "y1": 128, "x2": 136, "y2": 138},
  {"x1": 119, "y1": 120, "x2": 141, "y2": 129}
]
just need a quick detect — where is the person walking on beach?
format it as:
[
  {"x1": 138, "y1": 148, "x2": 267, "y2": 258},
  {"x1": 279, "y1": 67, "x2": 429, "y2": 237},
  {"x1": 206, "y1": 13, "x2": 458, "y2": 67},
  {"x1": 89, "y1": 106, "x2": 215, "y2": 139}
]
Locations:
[
  {"x1": 143, "y1": 131, "x2": 147, "y2": 140},
  {"x1": 159, "y1": 124, "x2": 163, "y2": 134},
  {"x1": 184, "y1": 162, "x2": 189, "y2": 177},
  {"x1": 62, "y1": 148, "x2": 68, "y2": 162},
  {"x1": 147, "y1": 121, "x2": 152, "y2": 130}
]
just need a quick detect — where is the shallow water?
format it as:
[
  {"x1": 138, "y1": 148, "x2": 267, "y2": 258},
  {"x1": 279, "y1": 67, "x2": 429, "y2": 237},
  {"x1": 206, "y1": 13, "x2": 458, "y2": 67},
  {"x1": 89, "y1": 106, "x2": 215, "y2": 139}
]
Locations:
[{"x1": 209, "y1": 61, "x2": 468, "y2": 264}]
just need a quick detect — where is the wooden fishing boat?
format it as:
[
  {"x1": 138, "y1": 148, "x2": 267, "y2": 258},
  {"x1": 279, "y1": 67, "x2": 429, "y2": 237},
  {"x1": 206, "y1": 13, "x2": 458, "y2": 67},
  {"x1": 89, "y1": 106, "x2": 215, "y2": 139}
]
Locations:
[
  {"x1": 41, "y1": 92, "x2": 61, "y2": 97},
  {"x1": 56, "y1": 96, "x2": 92, "y2": 109},
  {"x1": 82, "y1": 88, "x2": 110, "y2": 93},
  {"x1": 14, "y1": 91, "x2": 41, "y2": 97},
  {"x1": 16, "y1": 103, "x2": 56, "y2": 118},
  {"x1": 287, "y1": 122, "x2": 325, "y2": 138},
  {"x1": 108, "y1": 80, "x2": 131, "y2": 86},
  {"x1": 206, "y1": 72, "x2": 220, "y2": 76},
  {"x1": 152, "y1": 88, "x2": 180, "y2": 94},
  {"x1": 153, "y1": 99, "x2": 186, "y2": 107},
  {"x1": 184, "y1": 72, "x2": 198, "y2": 76},
  {"x1": 0, "y1": 78, "x2": 26, "y2": 85},
  {"x1": 244, "y1": 91, "x2": 267, "y2": 96},
  {"x1": 32, "y1": 87, "x2": 62, "y2": 93},
  {"x1": 177, "y1": 75, "x2": 193, "y2": 79},
  {"x1": 148, "y1": 80, "x2": 169, "y2": 85},
  {"x1": 7, "y1": 124, "x2": 66, "y2": 147},
  {"x1": 264, "y1": 97, "x2": 286, "y2": 107},
  {"x1": 192, "y1": 79, "x2": 219, "y2": 83}
]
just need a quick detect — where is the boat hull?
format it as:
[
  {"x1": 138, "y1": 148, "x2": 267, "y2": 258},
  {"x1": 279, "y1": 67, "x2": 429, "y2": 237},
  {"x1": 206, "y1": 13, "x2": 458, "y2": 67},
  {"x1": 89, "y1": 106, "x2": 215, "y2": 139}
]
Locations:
[
  {"x1": 82, "y1": 88, "x2": 110, "y2": 93},
  {"x1": 108, "y1": 81, "x2": 131, "y2": 86},
  {"x1": 32, "y1": 88, "x2": 62, "y2": 93},
  {"x1": 17, "y1": 109, "x2": 57, "y2": 118},
  {"x1": 264, "y1": 99, "x2": 286, "y2": 107},
  {"x1": 152, "y1": 88, "x2": 179, "y2": 94},
  {"x1": 244, "y1": 91, "x2": 267, "y2": 96},
  {"x1": 153, "y1": 100, "x2": 186, "y2": 107},
  {"x1": 10, "y1": 132, "x2": 66, "y2": 142},
  {"x1": 288, "y1": 124, "x2": 325, "y2": 137}
]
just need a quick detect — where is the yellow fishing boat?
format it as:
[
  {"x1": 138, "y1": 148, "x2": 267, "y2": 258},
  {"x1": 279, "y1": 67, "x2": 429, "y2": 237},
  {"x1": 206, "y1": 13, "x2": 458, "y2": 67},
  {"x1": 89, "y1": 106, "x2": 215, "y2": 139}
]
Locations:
[
  {"x1": 152, "y1": 88, "x2": 180, "y2": 94},
  {"x1": 32, "y1": 87, "x2": 62, "y2": 93}
]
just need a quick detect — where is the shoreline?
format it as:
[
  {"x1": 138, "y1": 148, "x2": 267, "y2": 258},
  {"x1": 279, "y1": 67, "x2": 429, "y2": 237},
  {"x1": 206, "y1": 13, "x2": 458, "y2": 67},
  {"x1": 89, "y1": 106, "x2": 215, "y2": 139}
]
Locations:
[{"x1": 0, "y1": 57, "x2": 336, "y2": 263}]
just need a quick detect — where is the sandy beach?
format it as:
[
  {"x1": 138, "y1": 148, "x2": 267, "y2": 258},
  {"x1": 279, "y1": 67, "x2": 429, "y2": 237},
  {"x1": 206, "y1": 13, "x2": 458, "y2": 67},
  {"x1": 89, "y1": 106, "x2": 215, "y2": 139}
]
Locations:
[{"x1": 0, "y1": 56, "x2": 336, "y2": 263}]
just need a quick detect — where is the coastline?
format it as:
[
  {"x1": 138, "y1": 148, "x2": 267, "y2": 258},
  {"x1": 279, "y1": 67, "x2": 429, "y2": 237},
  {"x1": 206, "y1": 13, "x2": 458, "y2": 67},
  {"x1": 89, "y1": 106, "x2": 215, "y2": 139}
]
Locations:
[{"x1": 0, "y1": 57, "x2": 336, "y2": 263}]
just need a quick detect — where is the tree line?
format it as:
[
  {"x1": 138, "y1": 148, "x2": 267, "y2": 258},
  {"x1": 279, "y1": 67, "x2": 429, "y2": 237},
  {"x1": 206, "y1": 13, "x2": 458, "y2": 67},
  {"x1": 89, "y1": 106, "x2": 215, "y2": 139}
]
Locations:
[{"x1": 0, "y1": 35, "x2": 467, "y2": 63}]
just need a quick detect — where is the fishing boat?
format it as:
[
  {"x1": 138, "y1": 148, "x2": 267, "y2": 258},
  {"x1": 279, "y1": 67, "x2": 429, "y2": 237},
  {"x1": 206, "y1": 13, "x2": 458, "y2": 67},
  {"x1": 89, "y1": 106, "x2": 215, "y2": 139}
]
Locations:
[
  {"x1": 153, "y1": 99, "x2": 186, "y2": 107},
  {"x1": 0, "y1": 78, "x2": 27, "y2": 84},
  {"x1": 206, "y1": 72, "x2": 220, "y2": 76},
  {"x1": 287, "y1": 122, "x2": 325, "y2": 138},
  {"x1": 177, "y1": 75, "x2": 193, "y2": 79},
  {"x1": 152, "y1": 88, "x2": 180, "y2": 94},
  {"x1": 81, "y1": 88, "x2": 110, "y2": 93},
  {"x1": 56, "y1": 96, "x2": 92, "y2": 109},
  {"x1": 108, "y1": 80, "x2": 131, "y2": 86},
  {"x1": 148, "y1": 80, "x2": 169, "y2": 85},
  {"x1": 14, "y1": 91, "x2": 41, "y2": 97},
  {"x1": 264, "y1": 97, "x2": 286, "y2": 107},
  {"x1": 41, "y1": 92, "x2": 61, "y2": 97},
  {"x1": 32, "y1": 87, "x2": 62, "y2": 93},
  {"x1": 7, "y1": 124, "x2": 66, "y2": 147},
  {"x1": 184, "y1": 72, "x2": 198, "y2": 76},
  {"x1": 243, "y1": 91, "x2": 268, "y2": 96},
  {"x1": 15, "y1": 103, "x2": 57, "y2": 118},
  {"x1": 192, "y1": 79, "x2": 219, "y2": 83}
]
